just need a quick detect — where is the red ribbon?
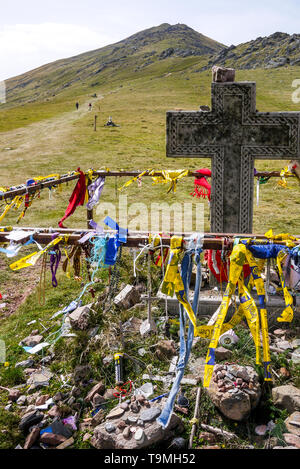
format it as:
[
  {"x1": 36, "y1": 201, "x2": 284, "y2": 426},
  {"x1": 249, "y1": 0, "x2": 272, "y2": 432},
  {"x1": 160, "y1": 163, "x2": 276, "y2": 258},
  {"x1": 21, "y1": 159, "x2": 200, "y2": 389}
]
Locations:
[
  {"x1": 58, "y1": 168, "x2": 86, "y2": 228},
  {"x1": 190, "y1": 169, "x2": 211, "y2": 200}
]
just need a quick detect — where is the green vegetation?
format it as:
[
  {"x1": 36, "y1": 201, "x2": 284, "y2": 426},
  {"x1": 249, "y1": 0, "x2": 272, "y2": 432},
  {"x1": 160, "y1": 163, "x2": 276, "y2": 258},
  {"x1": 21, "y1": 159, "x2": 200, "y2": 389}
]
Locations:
[{"x1": 0, "y1": 23, "x2": 300, "y2": 449}]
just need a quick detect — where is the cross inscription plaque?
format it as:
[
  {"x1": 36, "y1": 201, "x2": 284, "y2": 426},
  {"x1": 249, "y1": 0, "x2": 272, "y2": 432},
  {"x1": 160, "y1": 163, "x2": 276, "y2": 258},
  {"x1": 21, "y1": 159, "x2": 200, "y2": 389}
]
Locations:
[{"x1": 166, "y1": 82, "x2": 300, "y2": 233}]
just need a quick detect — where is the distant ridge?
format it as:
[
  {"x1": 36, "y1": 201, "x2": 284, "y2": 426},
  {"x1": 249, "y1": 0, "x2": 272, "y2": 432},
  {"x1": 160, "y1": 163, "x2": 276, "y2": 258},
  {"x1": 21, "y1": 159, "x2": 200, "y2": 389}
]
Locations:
[
  {"x1": 4, "y1": 23, "x2": 224, "y2": 105},
  {"x1": 3, "y1": 24, "x2": 300, "y2": 105}
]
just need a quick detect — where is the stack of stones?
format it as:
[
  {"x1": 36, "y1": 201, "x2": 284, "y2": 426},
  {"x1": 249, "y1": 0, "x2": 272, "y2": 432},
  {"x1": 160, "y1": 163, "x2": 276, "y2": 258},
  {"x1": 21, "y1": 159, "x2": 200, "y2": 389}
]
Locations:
[
  {"x1": 212, "y1": 364, "x2": 258, "y2": 395},
  {"x1": 91, "y1": 394, "x2": 183, "y2": 449},
  {"x1": 208, "y1": 364, "x2": 262, "y2": 421}
]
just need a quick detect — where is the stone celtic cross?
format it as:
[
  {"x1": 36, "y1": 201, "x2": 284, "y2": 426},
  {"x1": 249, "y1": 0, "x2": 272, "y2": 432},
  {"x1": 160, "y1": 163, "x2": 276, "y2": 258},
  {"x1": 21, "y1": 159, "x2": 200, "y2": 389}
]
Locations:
[{"x1": 166, "y1": 81, "x2": 300, "y2": 233}]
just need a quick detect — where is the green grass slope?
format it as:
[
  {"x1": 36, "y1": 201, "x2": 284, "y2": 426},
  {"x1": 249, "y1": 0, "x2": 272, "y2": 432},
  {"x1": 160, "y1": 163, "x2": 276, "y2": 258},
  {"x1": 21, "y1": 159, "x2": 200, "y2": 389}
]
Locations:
[
  {"x1": 3, "y1": 23, "x2": 224, "y2": 107},
  {"x1": 0, "y1": 66, "x2": 300, "y2": 235}
]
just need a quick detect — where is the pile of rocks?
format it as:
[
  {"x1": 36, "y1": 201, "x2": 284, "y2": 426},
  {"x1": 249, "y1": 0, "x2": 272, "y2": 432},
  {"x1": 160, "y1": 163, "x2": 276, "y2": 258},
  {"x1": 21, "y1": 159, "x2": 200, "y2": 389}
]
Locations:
[
  {"x1": 91, "y1": 395, "x2": 183, "y2": 450},
  {"x1": 15, "y1": 392, "x2": 78, "y2": 449},
  {"x1": 208, "y1": 364, "x2": 261, "y2": 421}
]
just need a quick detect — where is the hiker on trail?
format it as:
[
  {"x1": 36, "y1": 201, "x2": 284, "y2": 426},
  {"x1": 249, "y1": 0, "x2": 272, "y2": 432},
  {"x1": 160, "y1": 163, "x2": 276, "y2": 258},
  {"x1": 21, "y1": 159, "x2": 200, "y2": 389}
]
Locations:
[
  {"x1": 88, "y1": 103, "x2": 92, "y2": 111},
  {"x1": 76, "y1": 102, "x2": 79, "y2": 110}
]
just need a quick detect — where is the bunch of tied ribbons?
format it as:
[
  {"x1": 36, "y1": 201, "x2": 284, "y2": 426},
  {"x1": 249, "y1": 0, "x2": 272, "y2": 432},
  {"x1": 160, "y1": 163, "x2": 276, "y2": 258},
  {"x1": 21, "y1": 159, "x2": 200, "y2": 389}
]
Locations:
[
  {"x1": 150, "y1": 230, "x2": 299, "y2": 429},
  {"x1": 0, "y1": 172, "x2": 67, "y2": 224},
  {"x1": 118, "y1": 169, "x2": 190, "y2": 194},
  {"x1": 46, "y1": 217, "x2": 127, "y2": 344},
  {"x1": 0, "y1": 216, "x2": 126, "y2": 307},
  {"x1": 58, "y1": 168, "x2": 106, "y2": 228},
  {"x1": 0, "y1": 168, "x2": 106, "y2": 227}
]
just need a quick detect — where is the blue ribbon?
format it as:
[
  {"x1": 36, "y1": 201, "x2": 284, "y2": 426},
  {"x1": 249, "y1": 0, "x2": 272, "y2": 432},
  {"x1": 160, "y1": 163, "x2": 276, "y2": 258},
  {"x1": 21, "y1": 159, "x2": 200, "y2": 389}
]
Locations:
[
  {"x1": 157, "y1": 239, "x2": 202, "y2": 429},
  {"x1": 103, "y1": 216, "x2": 127, "y2": 266}
]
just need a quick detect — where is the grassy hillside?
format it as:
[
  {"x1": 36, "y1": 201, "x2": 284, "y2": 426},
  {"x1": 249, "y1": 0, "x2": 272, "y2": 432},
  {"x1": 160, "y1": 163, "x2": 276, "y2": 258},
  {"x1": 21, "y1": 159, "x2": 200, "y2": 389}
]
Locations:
[
  {"x1": 3, "y1": 23, "x2": 224, "y2": 107},
  {"x1": 0, "y1": 25, "x2": 300, "y2": 450},
  {"x1": 1, "y1": 65, "x2": 300, "y2": 235}
]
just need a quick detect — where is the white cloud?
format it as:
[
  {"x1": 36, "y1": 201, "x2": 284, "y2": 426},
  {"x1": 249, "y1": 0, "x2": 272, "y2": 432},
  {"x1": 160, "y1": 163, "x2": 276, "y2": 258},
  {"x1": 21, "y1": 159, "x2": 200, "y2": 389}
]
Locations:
[{"x1": 0, "y1": 23, "x2": 117, "y2": 81}]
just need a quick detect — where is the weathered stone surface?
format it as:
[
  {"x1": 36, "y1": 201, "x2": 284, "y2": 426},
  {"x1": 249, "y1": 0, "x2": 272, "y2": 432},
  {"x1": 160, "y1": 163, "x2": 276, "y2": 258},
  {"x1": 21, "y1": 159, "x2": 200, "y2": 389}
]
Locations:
[
  {"x1": 212, "y1": 66, "x2": 235, "y2": 83},
  {"x1": 56, "y1": 437, "x2": 74, "y2": 449},
  {"x1": 120, "y1": 402, "x2": 129, "y2": 411},
  {"x1": 123, "y1": 426, "x2": 131, "y2": 439},
  {"x1": 21, "y1": 334, "x2": 43, "y2": 347},
  {"x1": 103, "y1": 388, "x2": 116, "y2": 400},
  {"x1": 106, "y1": 407, "x2": 125, "y2": 420},
  {"x1": 283, "y1": 433, "x2": 300, "y2": 448},
  {"x1": 122, "y1": 317, "x2": 143, "y2": 334},
  {"x1": 140, "y1": 407, "x2": 161, "y2": 422},
  {"x1": 26, "y1": 368, "x2": 53, "y2": 389},
  {"x1": 24, "y1": 426, "x2": 40, "y2": 449},
  {"x1": 15, "y1": 359, "x2": 35, "y2": 369},
  {"x1": 19, "y1": 410, "x2": 44, "y2": 432},
  {"x1": 24, "y1": 405, "x2": 36, "y2": 415},
  {"x1": 284, "y1": 412, "x2": 300, "y2": 436},
  {"x1": 207, "y1": 365, "x2": 261, "y2": 421},
  {"x1": 71, "y1": 386, "x2": 81, "y2": 398},
  {"x1": 92, "y1": 393, "x2": 106, "y2": 407},
  {"x1": 199, "y1": 432, "x2": 217, "y2": 444},
  {"x1": 91, "y1": 409, "x2": 105, "y2": 427},
  {"x1": 105, "y1": 423, "x2": 116, "y2": 433},
  {"x1": 117, "y1": 420, "x2": 127, "y2": 430},
  {"x1": 35, "y1": 394, "x2": 50, "y2": 406},
  {"x1": 155, "y1": 340, "x2": 177, "y2": 360},
  {"x1": 114, "y1": 285, "x2": 141, "y2": 309},
  {"x1": 291, "y1": 348, "x2": 300, "y2": 364},
  {"x1": 85, "y1": 381, "x2": 105, "y2": 402},
  {"x1": 69, "y1": 304, "x2": 93, "y2": 330},
  {"x1": 16, "y1": 395, "x2": 27, "y2": 406},
  {"x1": 214, "y1": 347, "x2": 233, "y2": 361},
  {"x1": 8, "y1": 389, "x2": 21, "y2": 402},
  {"x1": 48, "y1": 405, "x2": 61, "y2": 418},
  {"x1": 130, "y1": 401, "x2": 140, "y2": 413},
  {"x1": 40, "y1": 432, "x2": 67, "y2": 446},
  {"x1": 82, "y1": 433, "x2": 91, "y2": 442},
  {"x1": 127, "y1": 416, "x2": 138, "y2": 425},
  {"x1": 272, "y1": 385, "x2": 300, "y2": 413},
  {"x1": 166, "y1": 80, "x2": 300, "y2": 233},
  {"x1": 134, "y1": 428, "x2": 145, "y2": 444},
  {"x1": 91, "y1": 409, "x2": 182, "y2": 450}
]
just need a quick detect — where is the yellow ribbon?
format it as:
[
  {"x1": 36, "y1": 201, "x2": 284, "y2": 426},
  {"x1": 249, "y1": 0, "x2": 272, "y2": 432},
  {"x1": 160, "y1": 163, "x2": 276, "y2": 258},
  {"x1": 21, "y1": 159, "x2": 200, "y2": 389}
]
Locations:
[
  {"x1": 277, "y1": 166, "x2": 293, "y2": 189},
  {"x1": 118, "y1": 170, "x2": 151, "y2": 192},
  {"x1": 161, "y1": 236, "x2": 198, "y2": 330},
  {"x1": 10, "y1": 236, "x2": 64, "y2": 271},
  {"x1": 203, "y1": 243, "x2": 272, "y2": 388},
  {"x1": 0, "y1": 196, "x2": 25, "y2": 223},
  {"x1": 150, "y1": 169, "x2": 189, "y2": 193}
]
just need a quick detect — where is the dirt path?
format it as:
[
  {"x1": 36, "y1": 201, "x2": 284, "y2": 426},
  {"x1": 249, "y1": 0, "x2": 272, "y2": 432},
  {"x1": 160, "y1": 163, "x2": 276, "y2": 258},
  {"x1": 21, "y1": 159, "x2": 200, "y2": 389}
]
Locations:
[
  {"x1": 0, "y1": 256, "x2": 41, "y2": 320},
  {"x1": 0, "y1": 94, "x2": 103, "y2": 163},
  {"x1": 0, "y1": 94, "x2": 102, "y2": 319}
]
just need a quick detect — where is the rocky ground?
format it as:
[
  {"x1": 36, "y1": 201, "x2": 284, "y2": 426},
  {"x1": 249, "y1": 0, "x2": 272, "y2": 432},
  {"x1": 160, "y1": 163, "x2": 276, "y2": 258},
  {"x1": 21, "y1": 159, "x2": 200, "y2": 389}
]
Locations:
[{"x1": 202, "y1": 32, "x2": 300, "y2": 71}]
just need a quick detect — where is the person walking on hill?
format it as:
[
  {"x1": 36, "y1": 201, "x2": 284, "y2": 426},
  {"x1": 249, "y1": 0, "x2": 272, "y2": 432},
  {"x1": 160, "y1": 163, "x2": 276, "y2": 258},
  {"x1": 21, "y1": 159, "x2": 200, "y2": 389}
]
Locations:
[{"x1": 75, "y1": 102, "x2": 79, "y2": 110}]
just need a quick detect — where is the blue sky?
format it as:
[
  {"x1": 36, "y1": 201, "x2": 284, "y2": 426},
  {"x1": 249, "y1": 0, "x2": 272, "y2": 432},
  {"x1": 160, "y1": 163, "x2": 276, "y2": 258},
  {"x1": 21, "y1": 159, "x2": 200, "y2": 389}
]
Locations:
[{"x1": 1, "y1": 0, "x2": 300, "y2": 81}]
